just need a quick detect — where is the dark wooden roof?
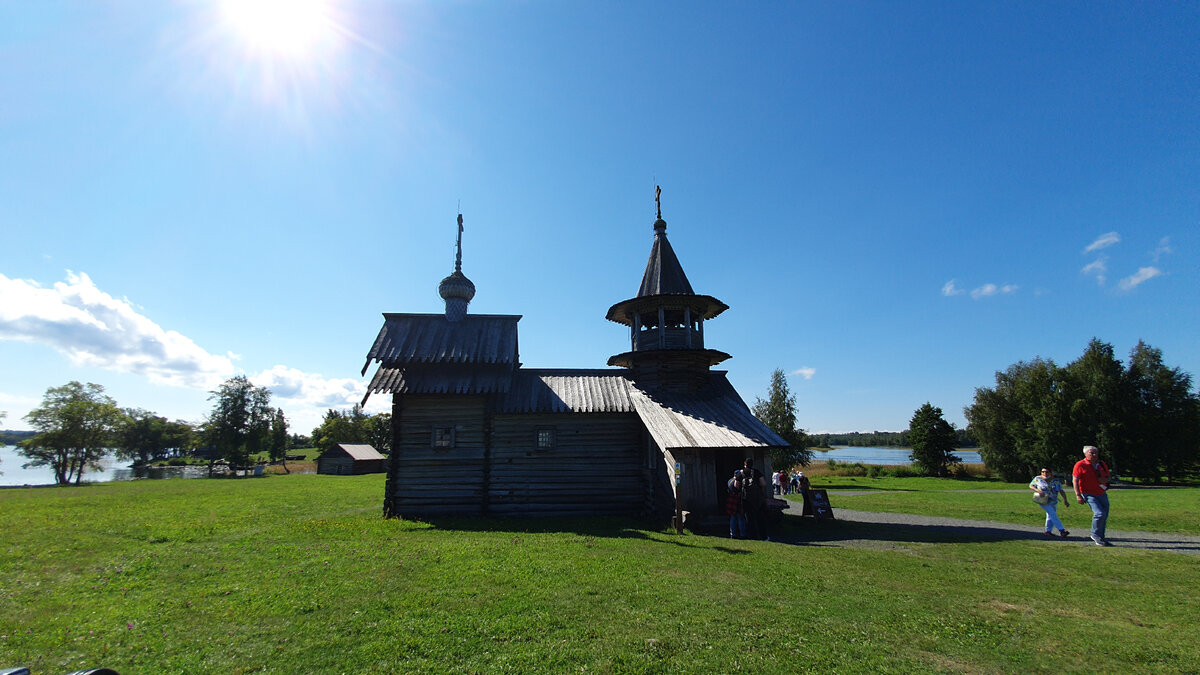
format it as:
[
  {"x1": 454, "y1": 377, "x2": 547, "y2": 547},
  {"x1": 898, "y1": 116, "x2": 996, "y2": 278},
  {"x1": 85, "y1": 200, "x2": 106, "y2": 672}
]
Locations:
[
  {"x1": 362, "y1": 313, "x2": 520, "y2": 373},
  {"x1": 361, "y1": 313, "x2": 521, "y2": 403},
  {"x1": 638, "y1": 220, "x2": 694, "y2": 296},
  {"x1": 605, "y1": 220, "x2": 728, "y2": 325}
]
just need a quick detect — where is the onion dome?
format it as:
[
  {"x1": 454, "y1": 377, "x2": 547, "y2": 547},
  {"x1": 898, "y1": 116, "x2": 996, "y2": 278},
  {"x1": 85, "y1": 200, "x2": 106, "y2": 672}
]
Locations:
[{"x1": 439, "y1": 214, "x2": 475, "y2": 322}]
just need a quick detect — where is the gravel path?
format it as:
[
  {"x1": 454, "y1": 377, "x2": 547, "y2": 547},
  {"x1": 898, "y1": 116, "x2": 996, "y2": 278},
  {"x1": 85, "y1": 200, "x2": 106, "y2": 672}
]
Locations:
[{"x1": 773, "y1": 498, "x2": 1200, "y2": 555}]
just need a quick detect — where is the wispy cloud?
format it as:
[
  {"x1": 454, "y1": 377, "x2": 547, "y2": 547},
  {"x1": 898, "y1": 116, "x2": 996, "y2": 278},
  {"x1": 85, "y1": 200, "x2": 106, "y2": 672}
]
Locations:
[
  {"x1": 1081, "y1": 257, "x2": 1108, "y2": 285},
  {"x1": 0, "y1": 271, "x2": 375, "y2": 431},
  {"x1": 941, "y1": 280, "x2": 964, "y2": 297},
  {"x1": 790, "y1": 367, "x2": 816, "y2": 380},
  {"x1": 1084, "y1": 232, "x2": 1120, "y2": 254},
  {"x1": 1118, "y1": 266, "x2": 1162, "y2": 291},
  {"x1": 1153, "y1": 237, "x2": 1172, "y2": 263},
  {"x1": 969, "y1": 283, "x2": 1017, "y2": 300}
]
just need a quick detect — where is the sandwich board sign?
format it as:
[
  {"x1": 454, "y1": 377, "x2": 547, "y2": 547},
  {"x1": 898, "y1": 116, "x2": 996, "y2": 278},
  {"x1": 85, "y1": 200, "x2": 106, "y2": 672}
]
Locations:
[{"x1": 806, "y1": 489, "x2": 835, "y2": 520}]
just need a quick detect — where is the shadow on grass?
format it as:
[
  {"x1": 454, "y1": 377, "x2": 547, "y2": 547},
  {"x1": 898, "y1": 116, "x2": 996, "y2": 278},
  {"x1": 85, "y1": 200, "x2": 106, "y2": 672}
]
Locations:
[
  {"x1": 389, "y1": 514, "x2": 678, "y2": 542},
  {"x1": 801, "y1": 485, "x2": 919, "y2": 492}
]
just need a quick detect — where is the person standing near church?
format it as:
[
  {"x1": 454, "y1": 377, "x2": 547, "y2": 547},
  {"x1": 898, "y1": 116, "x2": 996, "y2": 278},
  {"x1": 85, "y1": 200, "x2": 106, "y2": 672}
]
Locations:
[
  {"x1": 1073, "y1": 445, "x2": 1112, "y2": 546},
  {"x1": 741, "y1": 458, "x2": 768, "y2": 541}
]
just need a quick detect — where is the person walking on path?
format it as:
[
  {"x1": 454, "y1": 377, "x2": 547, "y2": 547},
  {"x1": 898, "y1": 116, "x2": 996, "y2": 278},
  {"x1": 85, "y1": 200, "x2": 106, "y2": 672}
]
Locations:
[
  {"x1": 1073, "y1": 445, "x2": 1112, "y2": 546},
  {"x1": 1029, "y1": 468, "x2": 1070, "y2": 538}
]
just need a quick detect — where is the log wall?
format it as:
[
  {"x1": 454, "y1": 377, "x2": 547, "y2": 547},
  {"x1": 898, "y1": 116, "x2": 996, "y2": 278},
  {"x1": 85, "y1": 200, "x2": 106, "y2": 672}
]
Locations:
[{"x1": 488, "y1": 412, "x2": 645, "y2": 517}]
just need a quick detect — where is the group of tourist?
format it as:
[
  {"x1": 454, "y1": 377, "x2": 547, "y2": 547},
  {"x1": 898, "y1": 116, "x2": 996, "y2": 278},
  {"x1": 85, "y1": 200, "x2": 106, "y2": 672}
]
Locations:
[
  {"x1": 771, "y1": 469, "x2": 810, "y2": 496},
  {"x1": 1028, "y1": 444, "x2": 1113, "y2": 547},
  {"x1": 725, "y1": 458, "x2": 767, "y2": 540},
  {"x1": 726, "y1": 459, "x2": 814, "y2": 541}
]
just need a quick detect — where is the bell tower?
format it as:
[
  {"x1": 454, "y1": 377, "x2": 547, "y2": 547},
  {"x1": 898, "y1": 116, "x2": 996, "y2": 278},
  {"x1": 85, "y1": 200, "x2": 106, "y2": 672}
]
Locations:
[{"x1": 606, "y1": 188, "x2": 730, "y2": 391}]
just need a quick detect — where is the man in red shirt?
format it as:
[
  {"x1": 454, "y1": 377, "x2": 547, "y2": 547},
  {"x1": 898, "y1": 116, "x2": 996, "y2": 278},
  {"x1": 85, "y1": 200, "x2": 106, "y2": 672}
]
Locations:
[{"x1": 1073, "y1": 445, "x2": 1112, "y2": 546}]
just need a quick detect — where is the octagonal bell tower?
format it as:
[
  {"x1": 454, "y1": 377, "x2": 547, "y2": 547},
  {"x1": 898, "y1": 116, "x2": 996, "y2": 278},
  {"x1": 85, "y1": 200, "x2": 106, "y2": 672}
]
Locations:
[{"x1": 605, "y1": 188, "x2": 730, "y2": 392}]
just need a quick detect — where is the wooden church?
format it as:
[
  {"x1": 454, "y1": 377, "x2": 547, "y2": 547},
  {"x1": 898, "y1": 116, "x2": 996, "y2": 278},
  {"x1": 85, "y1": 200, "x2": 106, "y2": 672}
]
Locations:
[{"x1": 361, "y1": 195, "x2": 789, "y2": 526}]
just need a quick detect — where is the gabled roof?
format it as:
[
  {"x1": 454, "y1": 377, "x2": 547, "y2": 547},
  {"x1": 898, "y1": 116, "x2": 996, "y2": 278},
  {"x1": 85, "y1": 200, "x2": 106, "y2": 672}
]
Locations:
[
  {"x1": 331, "y1": 444, "x2": 385, "y2": 461},
  {"x1": 630, "y1": 373, "x2": 789, "y2": 451},
  {"x1": 362, "y1": 313, "x2": 520, "y2": 373}
]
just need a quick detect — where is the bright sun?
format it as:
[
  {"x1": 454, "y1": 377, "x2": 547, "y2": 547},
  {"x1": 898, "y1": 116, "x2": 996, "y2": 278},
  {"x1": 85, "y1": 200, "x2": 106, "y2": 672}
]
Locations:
[{"x1": 220, "y1": 0, "x2": 335, "y2": 58}]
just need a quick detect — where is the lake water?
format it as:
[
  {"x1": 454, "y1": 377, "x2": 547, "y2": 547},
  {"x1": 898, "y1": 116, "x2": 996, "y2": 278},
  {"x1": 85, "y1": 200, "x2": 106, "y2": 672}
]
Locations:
[
  {"x1": 814, "y1": 446, "x2": 982, "y2": 465},
  {"x1": 0, "y1": 445, "x2": 210, "y2": 487}
]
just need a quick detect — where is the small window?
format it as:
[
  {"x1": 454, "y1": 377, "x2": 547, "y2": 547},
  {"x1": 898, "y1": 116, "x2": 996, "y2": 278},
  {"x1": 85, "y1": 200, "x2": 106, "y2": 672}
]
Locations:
[
  {"x1": 432, "y1": 426, "x2": 455, "y2": 449},
  {"x1": 536, "y1": 428, "x2": 555, "y2": 451}
]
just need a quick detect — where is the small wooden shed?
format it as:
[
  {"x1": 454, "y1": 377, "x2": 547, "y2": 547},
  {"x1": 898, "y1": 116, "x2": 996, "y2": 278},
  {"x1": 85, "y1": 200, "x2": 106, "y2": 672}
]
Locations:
[{"x1": 317, "y1": 444, "x2": 386, "y2": 475}]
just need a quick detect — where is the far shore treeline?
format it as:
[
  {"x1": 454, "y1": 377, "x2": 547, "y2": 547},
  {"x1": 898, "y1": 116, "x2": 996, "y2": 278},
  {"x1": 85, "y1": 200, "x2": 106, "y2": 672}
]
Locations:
[
  {"x1": 5, "y1": 376, "x2": 392, "y2": 486},
  {"x1": 5, "y1": 337, "x2": 1198, "y2": 486}
]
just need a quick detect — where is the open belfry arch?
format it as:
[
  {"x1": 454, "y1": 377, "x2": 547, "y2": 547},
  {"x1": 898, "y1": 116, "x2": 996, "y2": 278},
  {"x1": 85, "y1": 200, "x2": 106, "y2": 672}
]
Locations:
[{"x1": 362, "y1": 190, "x2": 789, "y2": 526}]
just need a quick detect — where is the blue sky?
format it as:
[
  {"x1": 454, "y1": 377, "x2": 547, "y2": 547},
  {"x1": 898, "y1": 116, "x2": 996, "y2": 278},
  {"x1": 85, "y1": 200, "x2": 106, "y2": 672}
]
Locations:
[{"x1": 1, "y1": 1, "x2": 1197, "y2": 436}]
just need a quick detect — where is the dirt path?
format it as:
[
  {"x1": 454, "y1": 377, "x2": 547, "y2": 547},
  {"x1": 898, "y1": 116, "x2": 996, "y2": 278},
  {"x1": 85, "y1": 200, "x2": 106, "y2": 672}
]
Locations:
[{"x1": 774, "y1": 499, "x2": 1200, "y2": 555}]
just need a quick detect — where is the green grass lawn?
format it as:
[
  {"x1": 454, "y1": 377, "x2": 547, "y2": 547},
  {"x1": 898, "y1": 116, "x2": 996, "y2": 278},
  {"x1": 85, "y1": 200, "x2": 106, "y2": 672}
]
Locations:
[
  {"x1": 813, "y1": 476, "x2": 1199, "y2": 535},
  {"x1": 2, "y1": 475, "x2": 1199, "y2": 673}
]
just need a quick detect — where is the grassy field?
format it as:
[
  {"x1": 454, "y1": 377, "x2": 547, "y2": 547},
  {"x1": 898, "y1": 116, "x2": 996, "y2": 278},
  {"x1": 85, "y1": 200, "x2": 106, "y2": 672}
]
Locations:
[
  {"x1": 2, "y1": 475, "x2": 1199, "y2": 673},
  {"x1": 810, "y1": 475, "x2": 1199, "y2": 535}
]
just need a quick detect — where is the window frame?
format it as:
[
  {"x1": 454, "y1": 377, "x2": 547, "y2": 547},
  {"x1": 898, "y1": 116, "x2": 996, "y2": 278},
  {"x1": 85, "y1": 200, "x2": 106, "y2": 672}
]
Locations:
[{"x1": 432, "y1": 425, "x2": 455, "y2": 449}]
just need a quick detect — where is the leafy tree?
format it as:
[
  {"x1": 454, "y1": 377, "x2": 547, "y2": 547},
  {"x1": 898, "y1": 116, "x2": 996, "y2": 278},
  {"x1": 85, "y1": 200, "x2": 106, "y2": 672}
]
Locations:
[
  {"x1": 164, "y1": 420, "x2": 197, "y2": 457},
  {"x1": 966, "y1": 339, "x2": 1200, "y2": 482},
  {"x1": 367, "y1": 413, "x2": 392, "y2": 455},
  {"x1": 311, "y1": 404, "x2": 391, "y2": 454},
  {"x1": 751, "y1": 369, "x2": 812, "y2": 468},
  {"x1": 908, "y1": 403, "x2": 960, "y2": 477},
  {"x1": 1123, "y1": 341, "x2": 1200, "y2": 482},
  {"x1": 115, "y1": 409, "x2": 169, "y2": 466},
  {"x1": 269, "y1": 408, "x2": 290, "y2": 472},
  {"x1": 20, "y1": 381, "x2": 125, "y2": 485},
  {"x1": 204, "y1": 376, "x2": 273, "y2": 470}
]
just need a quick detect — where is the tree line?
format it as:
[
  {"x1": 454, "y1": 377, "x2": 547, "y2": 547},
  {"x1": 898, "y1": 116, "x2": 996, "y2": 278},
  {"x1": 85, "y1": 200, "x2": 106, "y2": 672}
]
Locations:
[
  {"x1": 965, "y1": 338, "x2": 1199, "y2": 482},
  {"x1": 757, "y1": 337, "x2": 1198, "y2": 482},
  {"x1": 807, "y1": 429, "x2": 977, "y2": 449},
  {"x1": 11, "y1": 376, "x2": 393, "y2": 485}
]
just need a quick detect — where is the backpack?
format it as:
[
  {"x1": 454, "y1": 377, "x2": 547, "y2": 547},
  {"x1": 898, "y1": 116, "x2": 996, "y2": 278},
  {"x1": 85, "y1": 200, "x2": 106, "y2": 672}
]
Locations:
[{"x1": 742, "y1": 469, "x2": 764, "y2": 504}]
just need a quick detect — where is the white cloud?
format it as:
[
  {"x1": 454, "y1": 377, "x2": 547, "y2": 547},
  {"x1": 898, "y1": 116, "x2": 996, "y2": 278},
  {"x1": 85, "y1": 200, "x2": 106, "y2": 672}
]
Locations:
[
  {"x1": 970, "y1": 283, "x2": 1017, "y2": 300},
  {"x1": 0, "y1": 271, "x2": 383, "y2": 435},
  {"x1": 1083, "y1": 232, "x2": 1120, "y2": 254},
  {"x1": 1081, "y1": 257, "x2": 1108, "y2": 285},
  {"x1": 1118, "y1": 266, "x2": 1162, "y2": 291},
  {"x1": 790, "y1": 367, "x2": 816, "y2": 380},
  {"x1": 251, "y1": 365, "x2": 389, "y2": 432},
  {"x1": 0, "y1": 271, "x2": 235, "y2": 388},
  {"x1": 941, "y1": 280, "x2": 964, "y2": 297}
]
